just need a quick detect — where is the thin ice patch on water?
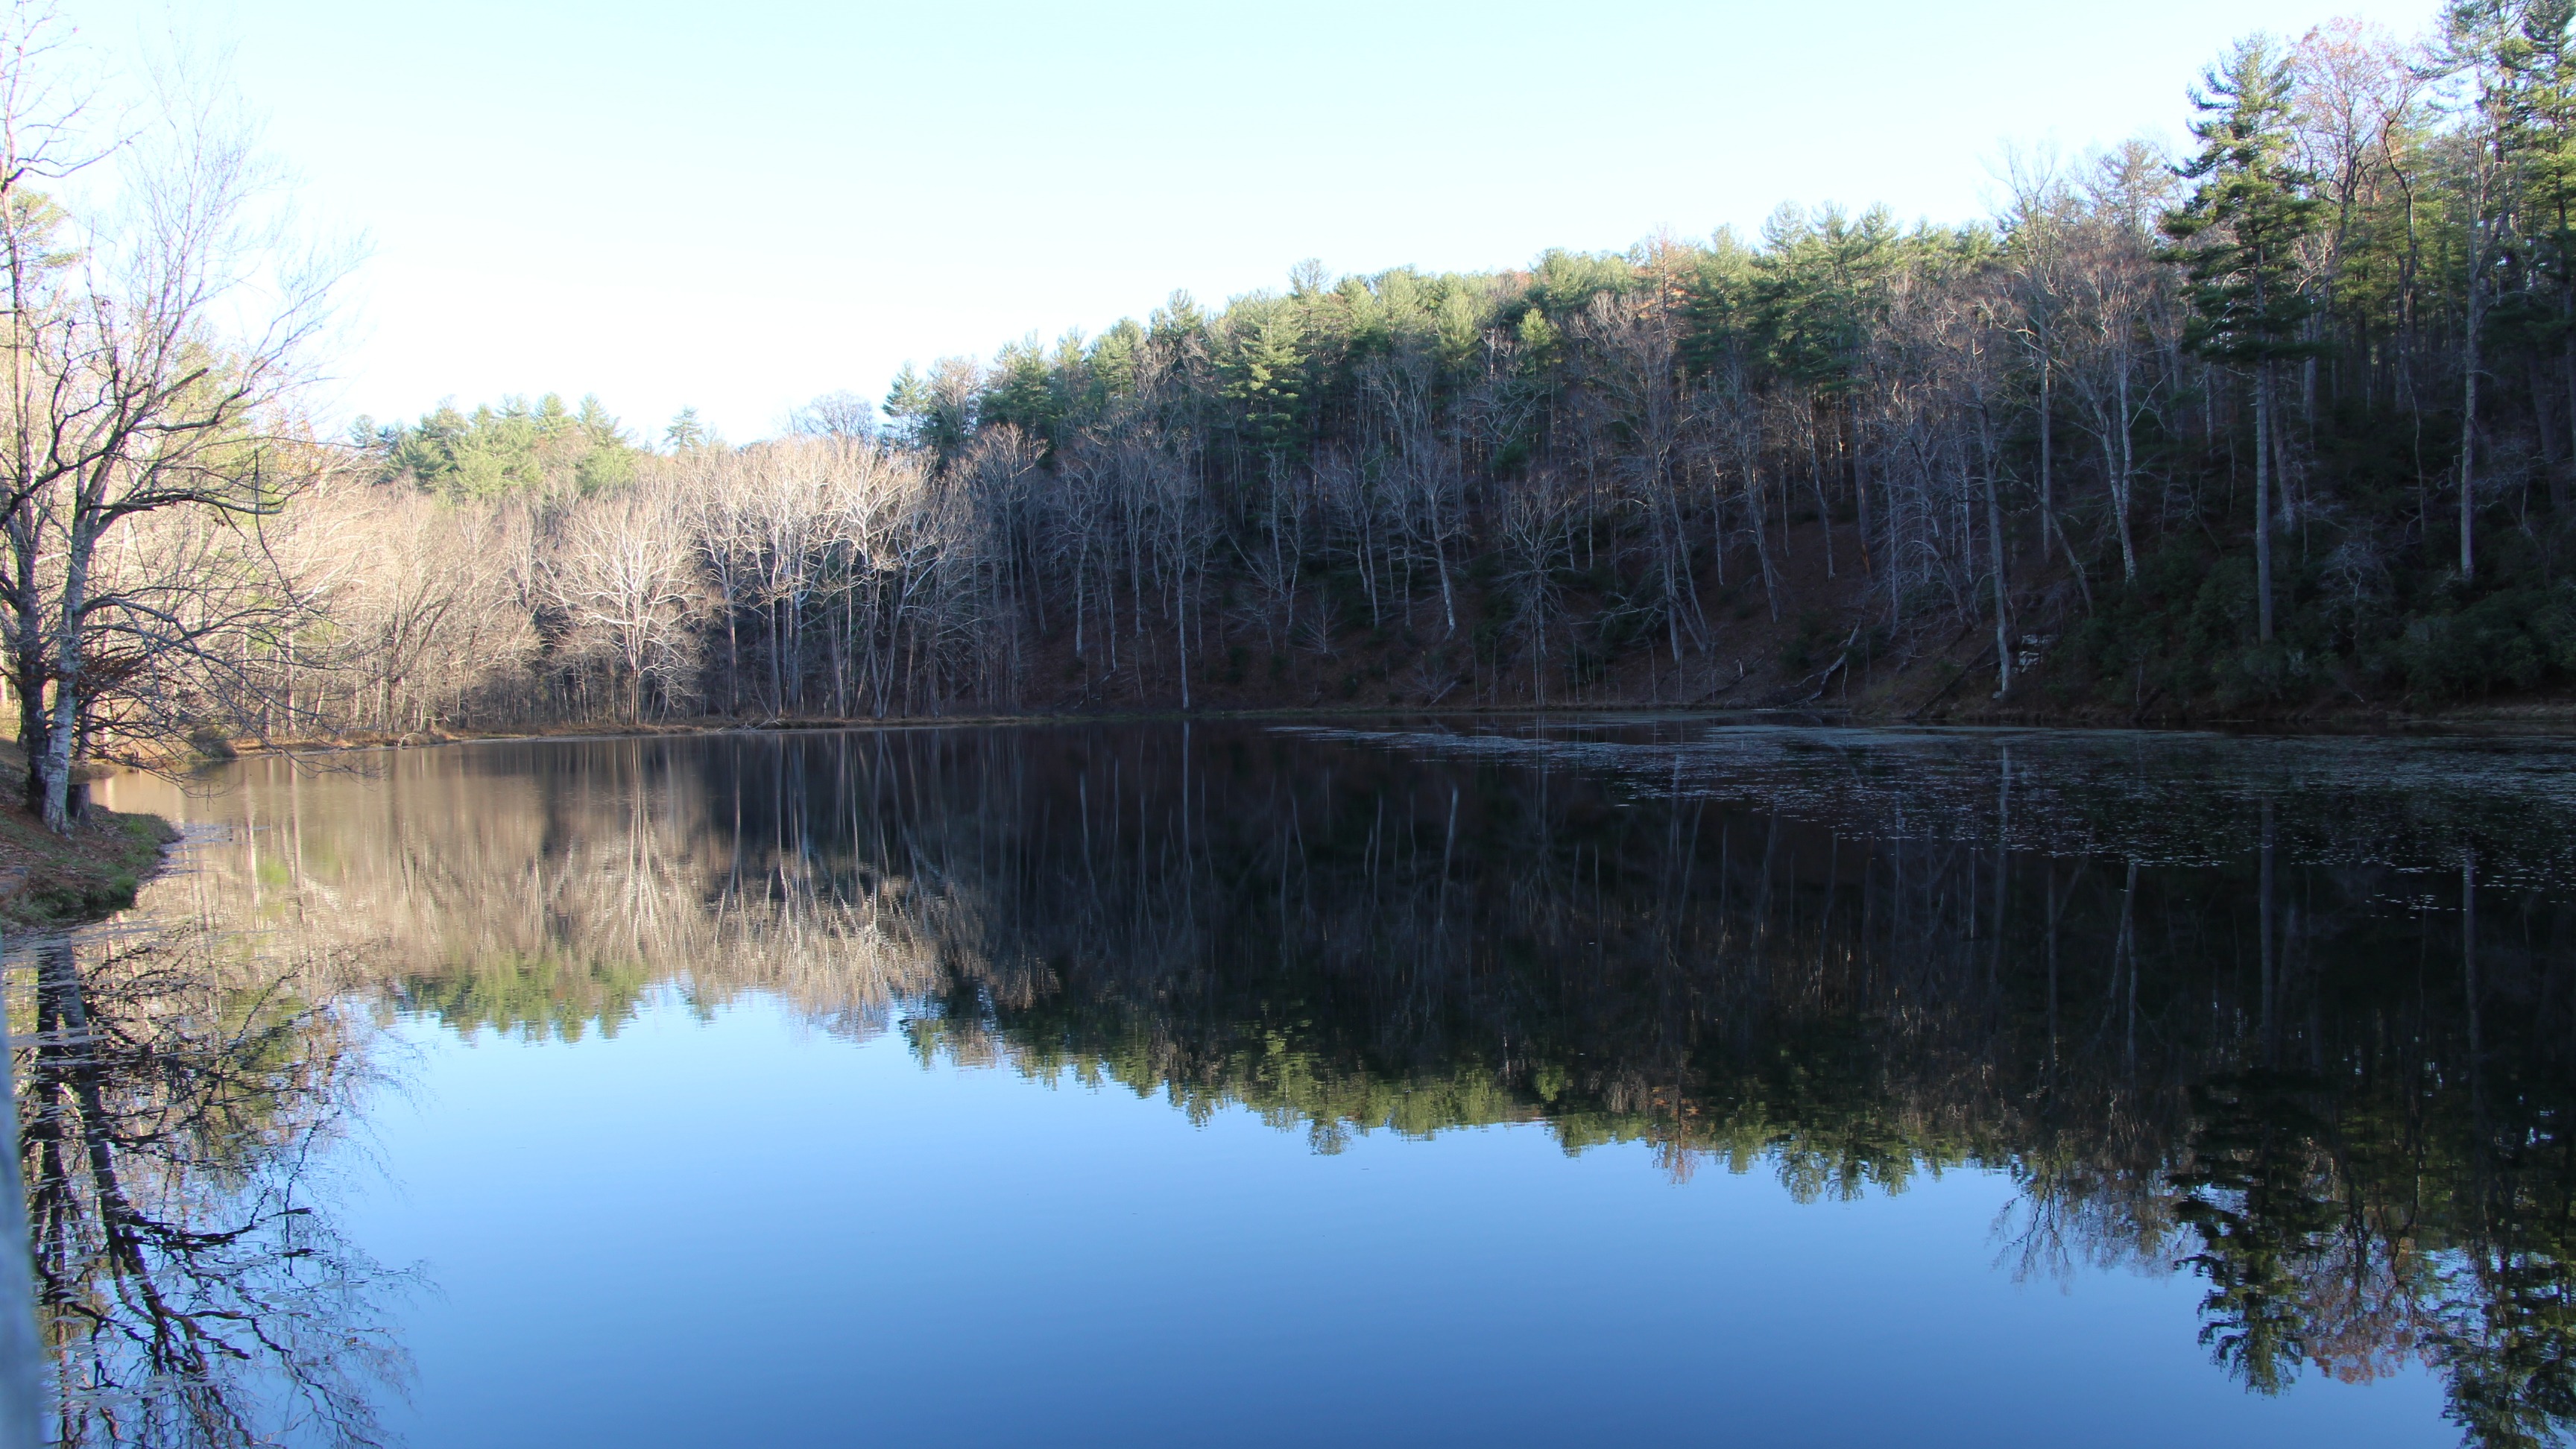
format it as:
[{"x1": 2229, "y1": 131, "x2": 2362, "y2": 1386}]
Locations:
[{"x1": 1281, "y1": 722, "x2": 2576, "y2": 881}]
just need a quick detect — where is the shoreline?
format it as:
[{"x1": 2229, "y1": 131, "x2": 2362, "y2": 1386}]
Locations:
[
  {"x1": 0, "y1": 802, "x2": 178, "y2": 932},
  {"x1": 0, "y1": 739, "x2": 181, "y2": 932}
]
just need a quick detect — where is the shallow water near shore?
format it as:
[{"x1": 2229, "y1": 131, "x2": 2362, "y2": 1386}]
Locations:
[{"x1": 34, "y1": 718, "x2": 2576, "y2": 1446}]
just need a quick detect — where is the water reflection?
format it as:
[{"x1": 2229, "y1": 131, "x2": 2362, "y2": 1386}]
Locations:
[
  {"x1": 11, "y1": 926, "x2": 408, "y2": 1447},
  {"x1": 100, "y1": 722, "x2": 2576, "y2": 1445}
]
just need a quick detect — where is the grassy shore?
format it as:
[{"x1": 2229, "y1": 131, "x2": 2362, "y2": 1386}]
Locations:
[{"x1": 0, "y1": 742, "x2": 177, "y2": 931}]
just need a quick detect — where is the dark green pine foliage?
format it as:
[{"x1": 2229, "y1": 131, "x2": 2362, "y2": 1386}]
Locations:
[
  {"x1": 366, "y1": 392, "x2": 644, "y2": 499},
  {"x1": 979, "y1": 335, "x2": 1073, "y2": 452}
]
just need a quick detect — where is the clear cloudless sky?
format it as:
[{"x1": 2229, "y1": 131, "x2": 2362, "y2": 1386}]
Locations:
[{"x1": 86, "y1": 0, "x2": 2434, "y2": 442}]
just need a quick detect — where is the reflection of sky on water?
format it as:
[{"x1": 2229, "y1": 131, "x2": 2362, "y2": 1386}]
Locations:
[
  {"x1": 69, "y1": 721, "x2": 2573, "y2": 1446},
  {"x1": 344, "y1": 988, "x2": 2440, "y2": 1449}
]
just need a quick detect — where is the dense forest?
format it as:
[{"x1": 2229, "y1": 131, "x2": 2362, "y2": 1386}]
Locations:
[{"x1": 13, "y1": 1, "x2": 2576, "y2": 796}]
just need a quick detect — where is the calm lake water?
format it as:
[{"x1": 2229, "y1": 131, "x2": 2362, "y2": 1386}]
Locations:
[{"x1": 30, "y1": 718, "x2": 2576, "y2": 1446}]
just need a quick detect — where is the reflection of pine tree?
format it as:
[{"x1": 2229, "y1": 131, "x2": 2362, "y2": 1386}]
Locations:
[
  {"x1": 2431, "y1": 1103, "x2": 2576, "y2": 1448},
  {"x1": 2174, "y1": 1071, "x2": 2342, "y2": 1393},
  {"x1": 2438, "y1": 1240, "x2": 2576, "y2": 1449}
]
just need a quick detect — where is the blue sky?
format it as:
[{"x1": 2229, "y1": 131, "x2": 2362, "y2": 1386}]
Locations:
[{"x1": 92, "y1": 0, "x2": 2434, "y2": 442}]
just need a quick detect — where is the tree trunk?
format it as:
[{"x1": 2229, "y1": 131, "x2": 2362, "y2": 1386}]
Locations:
[
  {"x1": 1980, "y1": 402, "x2": 2011, "y2": 695},
  {"x1": 2462, "y1": 259, "x2": 2483, "y2": 584},
  {"x1": 2036, "y1": 356, "x2": 2057, "y2": 575},
  {"x1": 2254, "y1": 364, "x2": 2275, "y2": 642},
  {"x1": 2112, "y1": 356, "x2": 2138, "y2": 583},
  {"x1": 2559, "y1": 313, "x2": 2576, "y2": 519}
]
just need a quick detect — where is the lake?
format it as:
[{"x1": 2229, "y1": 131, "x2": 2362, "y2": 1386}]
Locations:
[{"x1": 32, "y1": 718, "x2": 2576, "y2": 1446}]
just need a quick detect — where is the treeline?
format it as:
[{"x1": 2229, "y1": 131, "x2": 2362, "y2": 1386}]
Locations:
[
  {"x1": 22, "y1": 4, "x2": 2576, "y2": 788},
  {"x1": 276, "y1": 6, "x2": 2576, "y2": 736}
]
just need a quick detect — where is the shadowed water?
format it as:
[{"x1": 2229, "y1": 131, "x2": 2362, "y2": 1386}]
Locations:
[{"x1": 31, "y1": 718, "x2": 2576, "y2": 1447}]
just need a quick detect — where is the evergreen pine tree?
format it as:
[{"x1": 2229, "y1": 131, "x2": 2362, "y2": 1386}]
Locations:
[{"x1": 2165, "y1": 36, "x2": 2323, "y2": 641}]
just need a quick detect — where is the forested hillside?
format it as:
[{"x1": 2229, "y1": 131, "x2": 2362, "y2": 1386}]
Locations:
[{"x1": 16, "y1": 4, "x2": 2576, "y2": 780}]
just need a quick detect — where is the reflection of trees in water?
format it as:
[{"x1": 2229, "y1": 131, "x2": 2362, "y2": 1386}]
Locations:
[
  {"x1": 154, "y1": 742, "x2": 951, "y2": 1041},
  {"x1": 145, "y1": 724, "x2": 2576, "y2": 1443},
  {"x1": 13, "y1": 931, "x2": 408, "y2": 1448}
]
